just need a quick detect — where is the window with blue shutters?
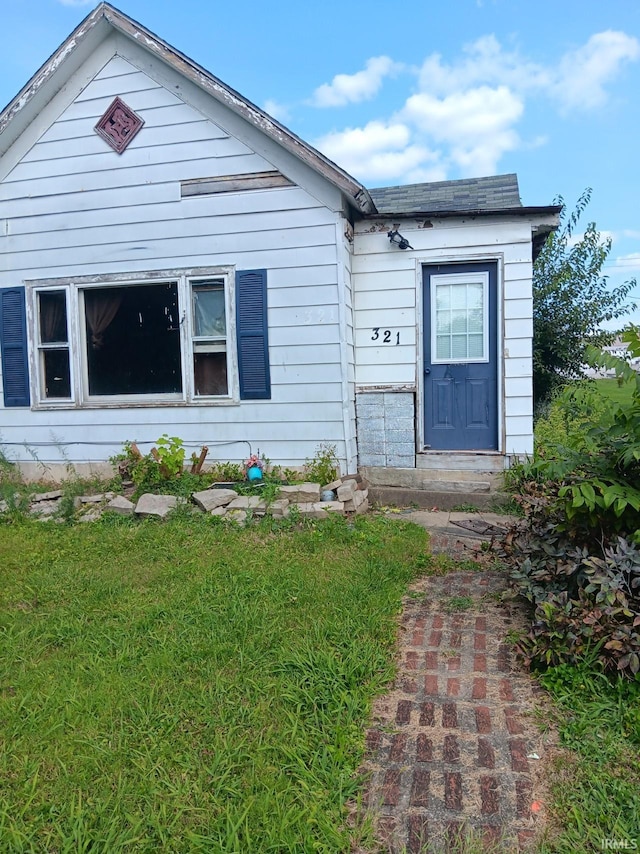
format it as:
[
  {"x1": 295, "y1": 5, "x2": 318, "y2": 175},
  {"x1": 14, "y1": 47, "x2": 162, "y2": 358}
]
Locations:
[
  {"x1": 0, "y1": 287, "x2": 30, "y2": 407},
  {"x1": 23, "y1": 266, "x2": 270, "y2": 407}
]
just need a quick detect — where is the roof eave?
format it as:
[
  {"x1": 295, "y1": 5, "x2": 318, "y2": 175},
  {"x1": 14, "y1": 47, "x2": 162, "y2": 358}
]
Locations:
[
  {"x1": 0, "y1": 2, "x2": 375, "y2": 215},
  {"x1": 365, "y1": 204, "x2": 563, "y2": 220}
]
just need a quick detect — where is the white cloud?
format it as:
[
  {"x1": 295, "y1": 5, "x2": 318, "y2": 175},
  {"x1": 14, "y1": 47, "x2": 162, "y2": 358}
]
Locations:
[
  {"x1": 418, "y1": 35, "x2": 549, "y2": 98},
  {"x1": 263, "y1": 99, "x2": 290, "y2": 123},
  {"x1": 314, "y1": 121, "x2": 438, "y2": 181},
  {"x1": 612, "y1": 253, "x2": 640, "y2": 274},
  {"x1": 554, "y1": 31, "x2": 640, "y2": 111},
  {"x1": 304, "y1": 29, "x2": 638, "y2": 185},
  {"x1": 403, "y1": 85, "x2": 523, "y2": 175},
  {"x1": 417, "y1": 30, "x2": 639, "y2": 112},
  {"x1": 311, "y1": 56, "x2": 400, "y2": 107}
]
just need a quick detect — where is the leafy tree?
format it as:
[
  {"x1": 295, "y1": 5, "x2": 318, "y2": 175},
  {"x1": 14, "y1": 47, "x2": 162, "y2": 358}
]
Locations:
[{"x1": 533, "y1": 188, "x2": 636, "y2": 409}]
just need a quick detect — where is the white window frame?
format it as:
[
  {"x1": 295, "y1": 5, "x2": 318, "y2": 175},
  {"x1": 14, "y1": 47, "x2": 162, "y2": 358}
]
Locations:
[
  {"x1": 33, "y1": 285, "x2": 75, "y2": 404},
  {"x1": 26, "y1": 267, "x2": 239, "y2": 409},
  {"x1": 430, "y1": 271, "x2": 489, "y2": 365}
]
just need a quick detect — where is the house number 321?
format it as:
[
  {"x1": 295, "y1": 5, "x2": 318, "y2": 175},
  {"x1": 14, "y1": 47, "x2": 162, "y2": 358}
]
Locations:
[{"x1": 371, "y1": 328, "x2": 400, "y2": 345}]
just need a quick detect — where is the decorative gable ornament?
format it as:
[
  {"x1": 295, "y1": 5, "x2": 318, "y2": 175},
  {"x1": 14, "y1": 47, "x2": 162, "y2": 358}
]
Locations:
[{"x1": 94, "y1": 97, "x2": 144, "y2": 154}]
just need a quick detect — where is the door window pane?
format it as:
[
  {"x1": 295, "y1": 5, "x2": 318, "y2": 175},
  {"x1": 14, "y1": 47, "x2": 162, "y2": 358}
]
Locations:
[{"x1": 433, "y1": 277, "x2": 486, "y2": 362}]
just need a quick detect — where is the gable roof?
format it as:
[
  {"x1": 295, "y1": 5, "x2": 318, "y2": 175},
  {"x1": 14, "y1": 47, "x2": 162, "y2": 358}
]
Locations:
[
  {"x1": 0, "y1": 2, "x2": 375, "y2": 215},
  {"x1": 369, "y1": 174, "x2": 523, "y2": 215}
]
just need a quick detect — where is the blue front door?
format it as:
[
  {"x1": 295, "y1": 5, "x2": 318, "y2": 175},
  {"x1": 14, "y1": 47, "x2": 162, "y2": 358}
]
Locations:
[{"x1": 423, "y1": 262, "x2": 498, "y2": 450}]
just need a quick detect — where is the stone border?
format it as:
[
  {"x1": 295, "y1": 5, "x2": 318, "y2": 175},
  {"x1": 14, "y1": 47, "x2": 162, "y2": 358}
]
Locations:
[{"x1": 2, "y1": 476, "x2": 369, "y2": 523}]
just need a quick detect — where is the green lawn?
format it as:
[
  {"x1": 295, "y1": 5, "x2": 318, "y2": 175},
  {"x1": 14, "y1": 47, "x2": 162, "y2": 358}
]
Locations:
[
  {"x1": 0, "y1": 513, "x2": 428, "y2": 852},
  {"x1": 537, "y1": 662, "x2": 640, "y2": 853},
  {"x1": 593, "y1": 377, "x2": 635, "y2": 406}
]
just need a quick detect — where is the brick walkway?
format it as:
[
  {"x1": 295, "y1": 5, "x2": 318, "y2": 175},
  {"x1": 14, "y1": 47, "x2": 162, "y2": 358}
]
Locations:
[{"x1": 359, "y1": 570, "x2": 551, "y2": 853}]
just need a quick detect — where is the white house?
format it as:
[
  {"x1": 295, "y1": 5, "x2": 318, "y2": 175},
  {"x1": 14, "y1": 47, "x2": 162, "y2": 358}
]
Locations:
[{"x1": 0, "y1": 3, "x2": 559, "y2": 483}]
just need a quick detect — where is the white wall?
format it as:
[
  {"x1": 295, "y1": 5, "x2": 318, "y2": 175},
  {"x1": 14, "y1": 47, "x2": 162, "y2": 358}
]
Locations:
[
  {"x1": 353, "y1": 216, "x2": 535, "y2": 458},
  {"x1": 0, "y1": 45, "x2": 350, "y2": 473}
]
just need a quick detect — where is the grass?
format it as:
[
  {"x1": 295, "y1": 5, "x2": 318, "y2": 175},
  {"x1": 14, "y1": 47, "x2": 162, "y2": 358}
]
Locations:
[
  {"x1": 536, "y1": 660, "x2": 640, "y2": 852},
  {"x1": 0, "y1": 512, "x2": 429, "y2": 852},
  {"x1": 594, "y1": 377, "x2": 635, "y2": 406},
  {"x1": 442, "y1": 595, "x2": 474, "y2": 612}
]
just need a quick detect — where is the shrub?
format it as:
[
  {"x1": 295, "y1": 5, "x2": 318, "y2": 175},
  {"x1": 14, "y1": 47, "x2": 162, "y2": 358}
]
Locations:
[
  {"x1": 495, "y1": 486, "x2": 640, "y2": 678},
  {"x1": 303, "y1": 443, "x2": 340, "y2": 485}
]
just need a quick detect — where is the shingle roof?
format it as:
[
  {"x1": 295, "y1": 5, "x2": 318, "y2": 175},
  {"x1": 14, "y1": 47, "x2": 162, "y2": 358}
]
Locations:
[{"x1": 368, "y1": 174, "x2": 522, "y2": 215}]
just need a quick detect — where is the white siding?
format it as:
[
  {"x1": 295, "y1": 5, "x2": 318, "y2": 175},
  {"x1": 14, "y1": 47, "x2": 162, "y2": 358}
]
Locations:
[
  {"x1": 0, "y1": 52, "x2": 348, "y2": 472},
  {"x1": 353, "y1": 216, "x2": 536, "y2": 458}
]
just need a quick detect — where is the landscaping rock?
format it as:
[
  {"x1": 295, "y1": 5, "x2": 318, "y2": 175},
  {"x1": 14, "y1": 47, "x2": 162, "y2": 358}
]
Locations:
[
  {"x1": 316, "y1": 500, "x2": 344, "y2": 513},
  {"x1": 0, "y1": 500, "x2": 8, "y2": 513},
  {"x1": 322, "y1": 479, "x2": 343, "y2": 492},
  {"x1": 355, "y1": 498, "x2": 369, "y2": 515},
  {"x1": 192, "y1": 488, "x2": 238, "y2": 512},
  {"x1": 210, "y1": 506, "x2": 227, "y2": 517},
  {"x1": 278, "y1": 482, "x2": 321, "y2": 503},
  {"x1": 291, "y1": 502, "x2": 315, "y2": 517},
  {"x1": 344, "y1": 489, "x2": 368, "y2": 512},
  {"x1": 79, "y1": 493, "x2": 114, "y2": 504},
  {"x1": 227, "y1": 495, "x2": 251, "y2": 510},
  {"x1": 107, "y1": 495, "x2": 135, "y2": 516},
  {"x1": 31, "y1": 490, "x2": 63, "y2": 502},
  {"x1": 269, "y1": 499, "x2": 290, "y2": 517},
  {"x1": 226, "y1": 509, "x2": 247, "y2": 525},
  {"x1": 135, "y1": 493, "x2": 179, "y2": 519},
  {"x1": 337, "y1": 481, "x2": 357, "y2": 502},
  {"x1": 30, "y1": 500, "x2": 60, "y2": 518}
]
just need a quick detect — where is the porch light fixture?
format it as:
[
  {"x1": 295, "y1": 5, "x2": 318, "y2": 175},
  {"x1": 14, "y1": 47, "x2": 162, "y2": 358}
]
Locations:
[{"x1": 388, "y1": 229, "x2": 413, "y2": 250}]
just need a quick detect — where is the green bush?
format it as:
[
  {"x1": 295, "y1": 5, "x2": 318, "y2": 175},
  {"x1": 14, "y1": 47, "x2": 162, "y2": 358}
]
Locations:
[
  {"x1": 498, "y1": 331, "x2": 640, "y2": 678},
  {"x1": 495, "y1": 483, "x2": 640, "y2": 679}
]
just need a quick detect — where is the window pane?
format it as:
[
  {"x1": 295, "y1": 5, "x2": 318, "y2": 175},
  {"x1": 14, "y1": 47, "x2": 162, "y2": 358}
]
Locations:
[
  {"x1": 468, "y1": 309, "x2": 483, "y2": 333},
  {"x1": 450, "y1": 285, "x2": 467, "y2": 310},
  {"x1": 436, "y1": 285, "x2": 450, "y2": 311},
  {"x1": 468, "y1": 334, "x2": 484, "y2": 358},
  {"x1": 194, "y1": 352, "x2": 228, "y2": 396},
  {"x1": 85, "y1": 283, "x2": 182, "y2": 396},
  {"x1": 42, "y1": 349, "x2": 71, "y2": 398},
  {"x1": 436, "y1": 310, "x2": 451, "y2": 334},
  {"x1": 193, "y1": 283, "x2": 225, "y2": 337},
  {"x1": 436, "y1": 335, "x2": 451, "y2": 360},
  {"x1": 467, "y1": 283, "x2": 483, "y2": 311},
  {"x1": 451, "y1": 334, "x2": 468, "y2": 359},
  {"x1": 39, "y1": 291, "x2": 68, "y2": 344},
  {"x1": 451, "y1": 310, "x2": 467, "y2": 334}
]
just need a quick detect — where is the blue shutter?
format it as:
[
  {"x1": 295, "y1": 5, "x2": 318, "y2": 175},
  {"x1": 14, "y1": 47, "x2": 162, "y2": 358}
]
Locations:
[
  {"x1": 0, "y1": 287, "x2": 30, "y2": 407},
  {"x1": 236, "y1": 269, "x2": 270, "y2": 400}
]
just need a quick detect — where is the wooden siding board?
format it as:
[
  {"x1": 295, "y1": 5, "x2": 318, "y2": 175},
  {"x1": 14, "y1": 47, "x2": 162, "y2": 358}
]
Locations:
[
  {"x1": 5, "y1": 210, "x2": 337, "y2": 249},
  {"x1": 23, "y1": 120, "x2": 230, "y2": 162},
  {"x1": 1, "y1": 154, "x2": 274, "y2": 199},
  {"x1": 3, "y1": 229, "x2": 338, "y2": 276},
  {"x1": 5, "y1": 138, "x2": 257, "y2": 184}
]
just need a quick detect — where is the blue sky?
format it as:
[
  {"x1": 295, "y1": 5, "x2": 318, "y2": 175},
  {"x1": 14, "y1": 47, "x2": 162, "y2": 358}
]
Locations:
[{"x1": 2, "y1": 0, "x2": 639, "y2": 323}]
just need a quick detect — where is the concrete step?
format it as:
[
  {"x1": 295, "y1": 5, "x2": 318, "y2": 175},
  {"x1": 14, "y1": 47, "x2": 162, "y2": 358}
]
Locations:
[
  {"x1": 361, "y1": 466, "x2": 503, "y2": 494},
  {"x1": 416, "y1": 452, "x2": 506, "y2": 473},
  {"x1": 368, "y1": 485, "x2": 511, "y2": 512}
]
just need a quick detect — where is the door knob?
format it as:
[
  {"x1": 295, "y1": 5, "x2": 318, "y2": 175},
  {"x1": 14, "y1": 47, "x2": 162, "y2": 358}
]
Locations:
[{"x1": 424, "y1": 368, "x2": 431, "y2": 375}]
